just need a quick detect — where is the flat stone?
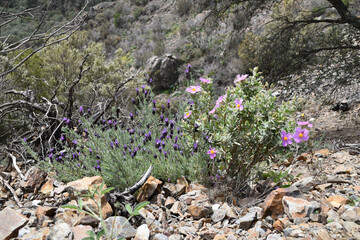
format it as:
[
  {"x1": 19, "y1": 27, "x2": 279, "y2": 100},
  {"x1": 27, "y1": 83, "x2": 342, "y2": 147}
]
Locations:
[
  {"x1": 237, "y1": 210, "x2": 257, "y2": 230},
  {"x1": 48, "y1": 222, "x2": 72, "y2": 240},
  {"x1": 260, "y1": 186, "x2": 300, "y2": 219},
  {"x1": 334, "y1": 165, "x2": 352, "y2": 174},
  {"x1": 168, "y1": 234, "x2": 182, "y2": 240},
  {"x1": 316, "y1": 229, "x2": 332, "y2": 240},
  {"x1": 163, "y1": 182, "x2": 186, "y2": 197},
  {"x1": 187, "y1": 205, "x2": 212, "y2": 220},
  {"x1": 134, "y1": 224, "x2": 150, "y2": 240},
  {"x1": 20, "y1": 227, "x2": 50, "y2": 240},
  {"x1": 327, "y1": 195, "x2": 348, "y2": 208},
  {"x1": 211, "y1": 209, "x2": 226, "y2": 223},
  {"x1": 186, "y1": 183, "x2": 206, "y2": 193},
  {"x1": 78, "y1": 215, "x2": 100, "y2": 227},
  {"x1": 213, "y1": 234, "x2": 226, "y2": 240},
  {"x1": 316, "y1": 183, "x2": 332, "y2": 192},
  {"x1": 260, "y1": 188, "x2": 287, "y2": 219},
  {"x1": 66, "y1": 176, "x2": 103, "y2": 194},
  {"x1": 178, "y1": 226, "x2": 196, "y2": 235},
  {"x1": 36, "y1": 206, "x2": 57, "y2": 219},
  {"x1": 73, "y1": 225, "x2": 93, "y2": 240},
  {"x1": 153, "y1": 233, "x2": 169, "y2": 240},
  {"x1": 315, "y1": 149, "x2": 330, "y2": 158},
  {"x1": 20, "y1": 167, "x2": 47, "y2": 191},
  {"x1": 0, "y1": 207, "x2": 29, "y2": 240},
  {"x1": 221, "y1": 203, "x2": 237, "y2": 219},
  {"x1": 40, "y1": 178, "x2": 54, "y2": 194},
  {"x1": 137, "y1": 176, "x2": 162, "y2": 202},
  {"x1": 341, "y1": 207, "x2": 360, "y2": 223},
  {"x1": 170, "y1": 201, "x2": 182, "y2": 216},
  {"x1": 342, "y1": 221, "x2": 360, "y2": 239},
  {"x1": 103, "y1": 216, "x2": 136, "y2": 239},
  {"x1": 165, "y1": 196, "x2": 176, "y2": 208},
  {"x1": 266, "y1": 233, "x2": 285, "y2": 240},
  {"x1": 292, "y1": 176, "x2": 320, "y2": 191},
  {"x1": 282, "y1": 196, "x2": 320, "y2": 220}
]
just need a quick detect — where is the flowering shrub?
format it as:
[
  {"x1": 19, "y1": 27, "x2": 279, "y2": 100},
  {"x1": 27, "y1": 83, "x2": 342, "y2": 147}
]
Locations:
[
  {"x1": 181, "y1": 68, "x2": 297, "y2": 186},
  {"x1": 40, "y1": 86, "x2": 210, "y2": 190}
]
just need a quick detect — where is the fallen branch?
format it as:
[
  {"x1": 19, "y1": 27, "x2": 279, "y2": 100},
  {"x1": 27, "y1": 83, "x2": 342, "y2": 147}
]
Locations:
[
  {"x1": 109, "y1": 165, "x2": 153, "y2": 204},
  {"x1": 7, "y1": 152, "x2": 25, "y2": 180},
  {"x1": 0, "y1": 175, "x2": 23, "y2": 208}
]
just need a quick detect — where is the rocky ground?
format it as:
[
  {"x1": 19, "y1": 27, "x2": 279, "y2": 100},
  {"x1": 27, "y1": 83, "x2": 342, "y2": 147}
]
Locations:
[{"x1": 0, "y1": 147, "x2": 360, "y2": 240}]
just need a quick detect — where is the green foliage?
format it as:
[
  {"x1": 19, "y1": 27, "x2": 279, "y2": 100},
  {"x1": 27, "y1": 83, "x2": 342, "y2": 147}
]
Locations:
[
  {"x1": 62, "y1": 183, "x2": 149, "y2": 240},
  {"x1": 10, "y1": 31, "x2": 134, "y2": 106},
  {"x1": 40, "y1": 89, "x2": 210, "y2": 189},
  {"x1": 181, "y1": 68, "x2": 297, "y2": 186}
]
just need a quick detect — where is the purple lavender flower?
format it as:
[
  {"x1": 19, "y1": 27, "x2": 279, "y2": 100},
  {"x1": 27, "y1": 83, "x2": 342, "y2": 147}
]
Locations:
[
  {"x1": 23, "y1": 137, "x2": 27, "y2": 142},
  {"x1": 281, "y1": 130, "x2": 293, "y2": 147},
  {"x1": 149, "y1": 78, "x2": 153, "y2": 84},
  {"x1": 130, "y1": 113, "x2": 134, "y2": 120},
  {"x1": 160, "y1": 114, "x2": 164, "y2": 121},
  {"x1": 132, "y1": 98, "x2": 135, "y2": 104},
  {"x1": 293, "y1": 127, "x2": 309, "y2": 143},
  {"x1": 79, "y1": 106, "x2": 84, "y2": 113}
]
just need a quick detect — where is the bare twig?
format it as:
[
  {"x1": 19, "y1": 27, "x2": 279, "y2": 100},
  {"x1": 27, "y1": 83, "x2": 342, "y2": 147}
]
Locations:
[
  {"x1": 7, "y1": 152, "x2": 25, "y2": 180},
  {"x1": 0, "y1": 175, "x2": 23, "y2": 207}
]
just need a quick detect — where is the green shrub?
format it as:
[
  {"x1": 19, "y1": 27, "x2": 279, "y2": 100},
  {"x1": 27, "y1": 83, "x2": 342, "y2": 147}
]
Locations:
[{"x1": 181, "y1": 68, "x2": 297, "y2": 187}]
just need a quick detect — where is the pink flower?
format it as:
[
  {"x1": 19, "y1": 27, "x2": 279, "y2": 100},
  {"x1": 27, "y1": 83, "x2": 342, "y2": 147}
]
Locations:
[
  {"x1": 186, "y1": 86, "x2": 202, "y2": 94},
  {"x1": 184, "y1": 111, "x2": 192, "y2": 119},
  {"x1": 234, "y1": 74, "x2": 248, "y2": 84},
  {"x1": 207, "y1": 147, "x2": 218, "y2": 159},
  {"x1": 215, "y1": 94, "x2": 227, "y2": 107},
  {"x1": 297, "y1": 121, "x2": 313, "y2": 128},
  {"x1": 209, "y1": 107, "x2": 216, "y2": 114},
  {"x1": 293, "y1": 127, "x2": 309, "y2": 143},
  {"x1": 200, "y1": 77, "x2": 212, "y2": 84},
  {"x1": 234, "y1": 98, "x2": 244, "y2": 110},
  {"x1": 281, "y1": 130, "x2": 293, "y2": 147}
]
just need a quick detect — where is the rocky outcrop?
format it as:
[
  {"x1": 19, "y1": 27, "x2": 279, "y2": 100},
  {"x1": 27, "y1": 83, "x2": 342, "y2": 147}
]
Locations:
[{"x1": 145, "y1": 54, "x2": 183, "y2": 93}]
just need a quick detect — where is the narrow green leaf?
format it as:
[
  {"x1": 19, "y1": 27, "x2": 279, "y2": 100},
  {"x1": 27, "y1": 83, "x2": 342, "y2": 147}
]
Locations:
[
  {"x1": 81, "y1": 237, "x2": 95, "y2": 240},
  {"x1": 100, "y1": 187, "x2": 115, "y2": 195},
  {"x1": 96, "y1": 229, "x2": 105, "y2": 239},
  {"x1": 133, "y1": 201, "x2": 150, "y2": 213},
  {"x1": 125, "y1": 204, "x2": 133, "y2": 215},
  {"x1": 78, "y1": 198, "x2": 83, "y2": 210},
  {"x1": 61, "y1": 205, "x2": 79, "y2": 210}
]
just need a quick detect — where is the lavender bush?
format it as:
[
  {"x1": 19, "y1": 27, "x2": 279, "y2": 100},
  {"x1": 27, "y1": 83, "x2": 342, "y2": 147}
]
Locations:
[{"x1": 40, "y1": 84, "x2": 210, "y2": 190}]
